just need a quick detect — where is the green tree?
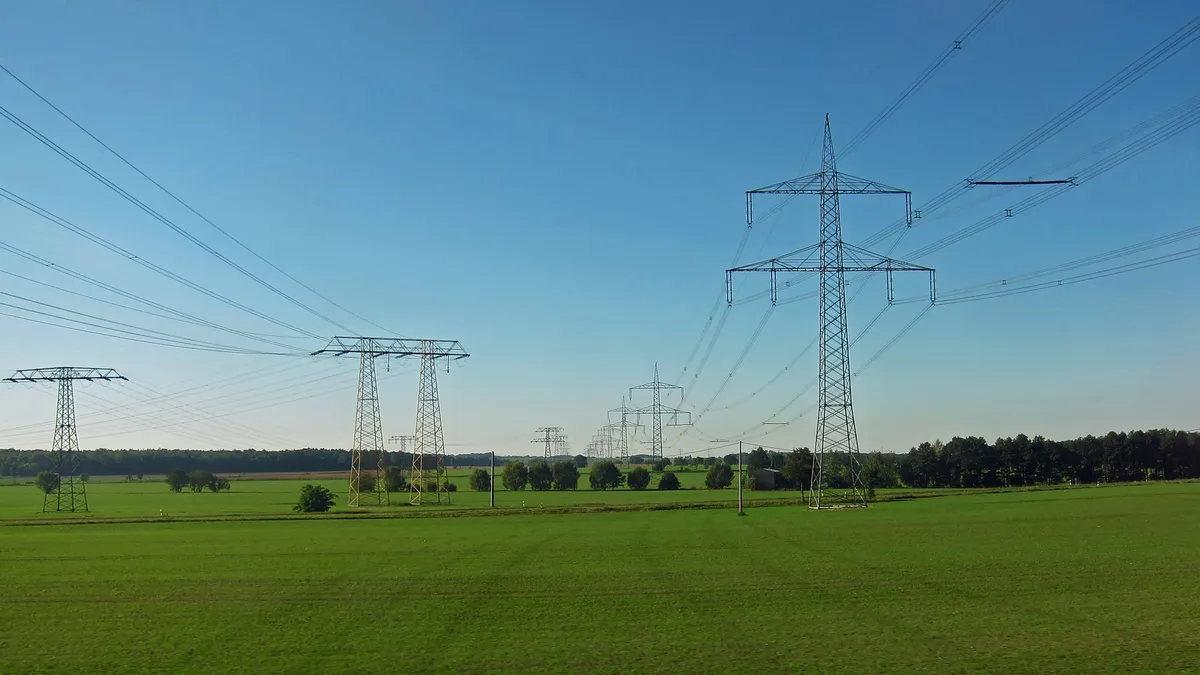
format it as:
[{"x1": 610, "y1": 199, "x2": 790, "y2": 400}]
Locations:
[
  {"x1": 551, "y1": 461, "x2": 580, "y2": 490},
  {"x1": 165, "y1": 469, "x2": 188, "y2": 493},
  {"x1": 658, "y1": 471, "x2": 681, "y2": 490},
  {"x1": 293, "y1": 484, "x2": 336, "y2": 513},
  {"x1": 469, "y1": 468, "x2": 491, "y2": 491},
  {"x1": 573, "y1": 454, "x2": 588, "y2": 469},
  {"x1": 746, "y1": 447, "x2": 770, "y2": 471},
  {"x1": 502, "y1": 462, "x2": 528, "y2": 491},
  {"x1": 187, "y1": 470, "x2": 214, "y2": 493},
  {"x1": 780, "y1": 448, "x2": 812, "y2": 490},
  {"x1": 79, "y1": 473, "x2": 90, "y2": 484},
  {"x1": 34, "y1": 471, "x2": 59, "y2": 495},
  {"x1": 382, "y1": 466, "x2": 408, "y2": 492},
  {"x1": 589, "y1": 461, "x2": 625, "y2": 490},
  {"x1": 208, "y1": 476, "x2": 231, "y2": 492},
  {"x1": 628, "y1": 466, "x2": 651, "y2": 490},
  {"x1": 705, "y1": 462, "x2": 734, "y2": 489},
  {"x1": 528, "y1": 462, "x2": 553, "y2": 491},
  {"x1": 652, "y1": 458, "x2": 670, "y2": 472}
]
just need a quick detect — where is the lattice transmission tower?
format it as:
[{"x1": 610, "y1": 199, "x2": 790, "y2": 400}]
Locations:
[
  {"x1": 4, "y1": 367, "x2": 126, "y2": 512},
  {"x1": 629, "y1": 364, "x2": 691, "y2": 462},
  {"x1": 727, "y1": 115, "x2": 935, "y2": 509},
  {"x1": 532, "y1": 427, "x2": 567, "y2": 463},
  {"x1": 313, "y1": 337, "x2": 469, "y2": 507},
  {"x1": 607, "y1": 397, "x2": 641, "y2": 464}
]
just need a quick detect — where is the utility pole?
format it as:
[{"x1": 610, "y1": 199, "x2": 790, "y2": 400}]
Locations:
[
  {"x1": 738, "y1": 440, "x2": 745, "y2": 516},
  {"x1": 4, "y1": 367, "x2": 126, "y2": 512},
  {"x1": 490, "y1": 451, "x2": 495, "y2": 508},
  {"x1": 312, "y1": 337, "x2": 469, "y2": 507},
  {"x1": 629, "y1": 364, "x2": 691, "y2": 462},
  {"x1": 532, "y1": 427, "x2": 566, "y2": 463},
  {"x1": 727, "y1": 115, "x2": 935, "y2": 509}
]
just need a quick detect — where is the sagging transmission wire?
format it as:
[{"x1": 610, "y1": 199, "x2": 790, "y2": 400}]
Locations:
[
  {"x1": 0, "y1": 61, "x2": 396, "y2": 337},
  {"x1": 858, "y1": 13, "x2": 1200, "y2": 251},
  {"x1": 0, "y1": 104, "x2": 358, "y2": 336}
]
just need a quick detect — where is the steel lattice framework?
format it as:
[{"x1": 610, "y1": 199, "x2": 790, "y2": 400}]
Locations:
[
  {"x1": 532, "y1": 427, "x2": 567, "y2": 463},
  {"x1": 312, "y1": 337, "x2": 468, "y2": 507},
  {"x1": 629, "y1": 364, "x2": 690, "y2": 462},
  {"x1": 727, "y1": 115, "x2": 935, "y2": 509},
  {"x1": 607, "y1": 397, "x2": 641, "y2": 464},
  {"x1": 4, "y1": 367, "x2": 126, "y2": 512}
]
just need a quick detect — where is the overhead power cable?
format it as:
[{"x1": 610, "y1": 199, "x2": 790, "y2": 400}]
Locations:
[
  {"x1": 0, "y1": 61, "x2": 395, "y2": 337},
  {"x1": 841, "y1": 0, "x2": 1012, "y2": 157},
  {"x1": 0, "y1": 189, "x2": 323, "y2": 340},
  {"x1": 0, "y1": 103, "x2": 356, "y2": 335}
]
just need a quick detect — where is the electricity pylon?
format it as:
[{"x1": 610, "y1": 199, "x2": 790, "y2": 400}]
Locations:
[
  {"x1": 629, "y1": 364, "x2": 691, "y2": 462},
  {"x1": 727, "y1": 115, "x2": 935, "y2": 509},
  {"x1": 312, "y1": 337, "x2": 469, "y2": 507},
  {"x1": 4, "y1": 367, "x2": 126, "y2": 512},
  {"x1": 532, "y1": 427, "x2": 567, "y2": 463},
  {"x1": 607, "y1": 397, "x2": 641, "y2": 464}
]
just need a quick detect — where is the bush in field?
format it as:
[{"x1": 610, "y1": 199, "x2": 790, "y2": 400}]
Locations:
[
  {"x1": 35, "y1": 471, "x2": 59, "y2": 494},
  {"x1": 502, "y1": 462, "x2": 528, "y2": 491},
  {"x1": 551, "y1": 461, "x2": 579, "y2": 490},
  {"x1": 187, "y1": 470, "x2": 215, "y2": 493},
  {"x1": 652, "y1": 458, "x2": 670, "y2": 472},
  {"x1": 658, "y1": 471, "x2": 681, "y2": 490},
  {"x1": 469, "y1": 469, "x2": 491, "y2": 491},
  {"x1": 208, "y1": 476, "x2": 231, "y2": 492},
  {"x1": 589, "y1": 461, "x2": 625, "y2": 490},
  {"x1": 706, "y1": 463, "x2": 734, "y2": 489},
  {"x1": 628, "y1": 466, "x2": 651, "y2": 490},
  {"x1": 293, "y1": 484, "x2": 336, "y2": 513},
  {"x1": 443, "y1": 479, "x2": 457, "y2": 492},
  {"x1": 528, "y1": 462, "x2": 553, "y2": 491},
  {"x1": 165, "y1": 469, "x2": 188, "y2": 493},
  {"x1": 383, "y1": 466, "x2": 408, "y2": 492}
]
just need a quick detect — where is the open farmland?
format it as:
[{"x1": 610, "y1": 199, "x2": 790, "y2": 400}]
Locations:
[{"x1": 1, "y1": 483, "x2": 1197, "y2": 674}]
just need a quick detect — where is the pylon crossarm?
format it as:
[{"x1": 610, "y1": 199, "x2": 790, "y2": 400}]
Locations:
[
  {"x1": 4, "y1": 367, "x2": 126, "y2": 382},
  {"x1": 311, "y1": 337, "x2": 469, "y2": 359},
  {"x1": 748, "y1": 170, "x2": 910, "y2": 196}
]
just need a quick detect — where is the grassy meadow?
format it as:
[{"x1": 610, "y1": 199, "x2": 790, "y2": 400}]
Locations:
[{"x1": 0, "y1": 482, "x2": 1197, "y2": 673}]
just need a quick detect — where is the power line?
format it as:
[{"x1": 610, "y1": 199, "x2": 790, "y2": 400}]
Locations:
[
  {"x1": 0, "y1": 189, "x2": 323, "y2": 340},
  {"x1": 0, "y1": 61, "x2": 395, "y2": 336},
  {"x1": 841, "y1": 0, "x2": 1012, "y2": 157},
  {"x1": 0, "y1": 104, "x2": 358, "y2": 335}
]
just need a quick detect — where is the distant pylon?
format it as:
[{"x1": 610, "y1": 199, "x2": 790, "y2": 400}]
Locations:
[
  {"x1": 4, "y1": 367, "x2": 126, "y2": 512},
  {"x1": 629, "y1": 364, "x2": 691, "y2": 462},
  {"x1": 312, "y1": 337, "x2": 469, "y2": 507},
  {"x1": 727, "y1": 115, "x2": 935, "y2": 509},
  {"x1": 607, "y1": 397, "x2": 641, "y2": 464},
  {"x1": 532, "y1": 427, "x2": 567, "y2": 463}
]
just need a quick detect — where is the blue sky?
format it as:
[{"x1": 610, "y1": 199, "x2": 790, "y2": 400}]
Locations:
[{"x1": 0, "y1": 0, "x2": 1197, "y2": 457}]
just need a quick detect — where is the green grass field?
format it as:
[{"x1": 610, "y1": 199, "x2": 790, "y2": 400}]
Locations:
[{"x1": 0, "y1": 482, "x2": 1196, "y2": 674}]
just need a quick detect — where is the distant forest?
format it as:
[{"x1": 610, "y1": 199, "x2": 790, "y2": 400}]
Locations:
[{"x1": 0, "y1": 428, "x2": 1197, "y2": 487}]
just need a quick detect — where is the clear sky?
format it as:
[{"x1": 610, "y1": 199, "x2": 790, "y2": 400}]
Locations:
[{"x1": 0, "y1": 0, "x2": 1197, "y2": 458}]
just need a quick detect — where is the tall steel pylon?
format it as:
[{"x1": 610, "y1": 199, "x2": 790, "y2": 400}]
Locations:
[
  {"x1": 4, "y1": 367, "x2": 126, "y2": 512},
  {"x1": 727, "y1": 115, "x2": 935, "y2": 509},
  {"x1": 312, "y1": 337, "x2": 469, "y2": 507},
  {"x1": 629, "y1": 364, "x2": 691, "y2": 462},
  {"x1": 607, "y1": 397, "x2": 641, "y2": 464},
  {"x1": 532, "y1": 427, "x2": 567, "y2": 463}
]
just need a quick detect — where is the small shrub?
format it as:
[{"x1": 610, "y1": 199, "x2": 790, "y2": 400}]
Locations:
[
  {"x1": 443, "y1": 480, "x2": 458, "y2": 492},
  {"x1": 628, "y1": 466, "x2": 651, "y2": 490},
  {"x1": 528, "y1": 462, "x2": 553, "y2": 491},
  {"x1": 469, "y1": 469, "x2": 491, "y2": 491},
  {"x1": 705, "y1": 463, "x2": 734, "y2": 489},
  {"x1": 293, "y1": 484, "x2": 336, "y2": 513},
  {"x1": 35, "y1": 471, "x2": 59, "y2": 495},
  {"x1": 383, "y1": 466, "x2": 408, "y2": 492},
  {"x1": 165, "y1": 469, "x2": 188, "y2": 493},
  {"x1": 658, "y1": 472, "x2": 681, "y2": 490}
]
